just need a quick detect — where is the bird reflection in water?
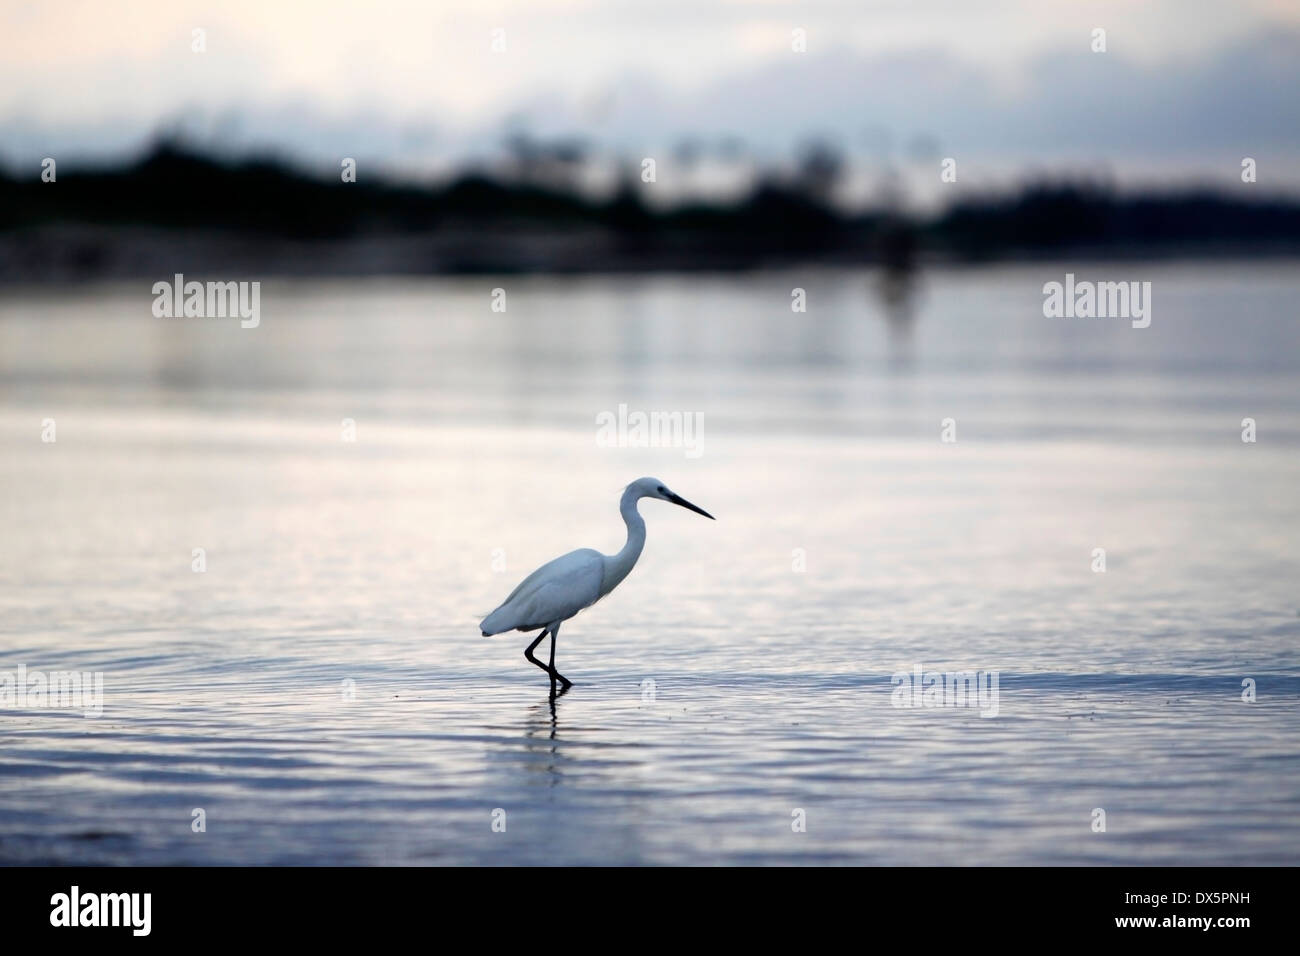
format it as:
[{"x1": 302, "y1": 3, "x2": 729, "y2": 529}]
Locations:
[{"x1": 523, "y1": 696, "x2": 564, "y2": 786}]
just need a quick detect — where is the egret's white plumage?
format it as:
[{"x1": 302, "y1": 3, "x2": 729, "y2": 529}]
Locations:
[
  {"x1": 480, "y1": 548, "x2": 604, "y2": 636},
  {"x1": 480, "y1": 477, "x2": 714, "y2": 692}
]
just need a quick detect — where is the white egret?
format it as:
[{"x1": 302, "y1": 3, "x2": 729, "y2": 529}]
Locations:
[{"x1": 480, "y1": 477, "x2": 714, "y2": 693}]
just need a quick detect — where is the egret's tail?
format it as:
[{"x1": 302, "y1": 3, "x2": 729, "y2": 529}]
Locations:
[{"x1": 480, "y1": 607, "x2": 512, "y2": 636}]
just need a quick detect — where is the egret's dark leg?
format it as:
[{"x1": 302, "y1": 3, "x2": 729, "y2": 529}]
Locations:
[
  {"x1": 548, "y1": 623, "x2": 573, "y2": 692},
  {"x1": 524, "y1": 628, "x2": 552, "y2": 678},
  {"x1": 548, "y1": 636, "x2": 556, "y2": 696}
]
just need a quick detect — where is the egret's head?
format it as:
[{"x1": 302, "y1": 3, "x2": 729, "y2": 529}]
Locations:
[{"x1": 628, "y1": 477, "x2": 715, "y2": 519}]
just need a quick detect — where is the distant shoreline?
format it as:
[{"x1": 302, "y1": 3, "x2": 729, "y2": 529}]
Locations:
[
  {"x1": 4, "y1": 224, "x2": 1300, "y2": 286},
  {"x1": 4, "y1": 145, "x2": 1299, "y2": 283}
]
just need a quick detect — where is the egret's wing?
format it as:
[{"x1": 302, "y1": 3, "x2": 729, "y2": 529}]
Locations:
[{"x1": 480, "y1": 549, "x2": 604, "y2": 634}]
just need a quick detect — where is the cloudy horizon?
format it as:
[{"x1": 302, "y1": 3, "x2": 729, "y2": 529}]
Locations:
[{"x1": 3, "y1": 1, "x2": 1299, "y2": 202}]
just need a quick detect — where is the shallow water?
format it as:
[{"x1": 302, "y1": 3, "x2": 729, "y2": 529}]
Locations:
[{"x1": 1, "y1": 262, "x2": 1298, "y2": 865}]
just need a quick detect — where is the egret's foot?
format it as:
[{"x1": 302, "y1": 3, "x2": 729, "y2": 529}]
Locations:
[{"x1": 552, "y1": 670, "x2": 573, "y2": 690}]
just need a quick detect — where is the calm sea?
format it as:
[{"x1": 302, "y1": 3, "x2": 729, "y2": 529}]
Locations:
[{"x1": 1, "y1": 262, "x2": 1298, "y2": 864}]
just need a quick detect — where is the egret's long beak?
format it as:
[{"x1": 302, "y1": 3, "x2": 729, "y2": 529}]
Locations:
[{"x1": 667, "y1": 492, "x2": 715, "y2": 520}]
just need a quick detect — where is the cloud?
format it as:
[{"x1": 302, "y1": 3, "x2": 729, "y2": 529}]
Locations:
[{"x1": 2, "y1": 25, "x2": 1296, "y2": 194}]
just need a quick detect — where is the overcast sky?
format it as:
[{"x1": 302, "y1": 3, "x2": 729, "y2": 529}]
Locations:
[{"x1": 3, "y1": 0, "x2": 1298, "y2": 195}]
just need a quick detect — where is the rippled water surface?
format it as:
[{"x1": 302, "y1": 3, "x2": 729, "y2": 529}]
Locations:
[{"x1": 1, "y1": 263, "x2": 1298, "y2": 864}]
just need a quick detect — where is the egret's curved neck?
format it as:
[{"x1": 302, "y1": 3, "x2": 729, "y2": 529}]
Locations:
[{"x1": 601, "y1": 488, "x2": 647, "y2": 596}]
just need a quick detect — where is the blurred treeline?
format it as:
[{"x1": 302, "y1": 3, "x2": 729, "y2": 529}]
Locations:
[{"x1": 2, "y1": 140, "x2": 1298, "y2": 281}]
